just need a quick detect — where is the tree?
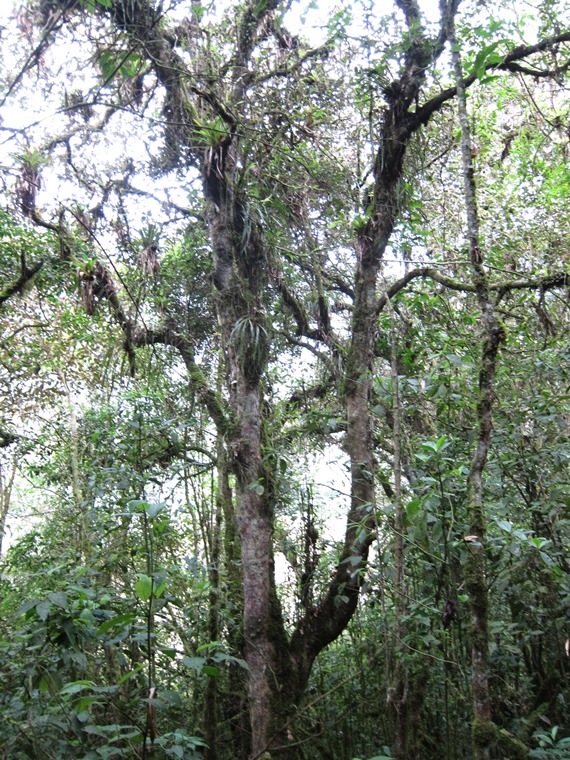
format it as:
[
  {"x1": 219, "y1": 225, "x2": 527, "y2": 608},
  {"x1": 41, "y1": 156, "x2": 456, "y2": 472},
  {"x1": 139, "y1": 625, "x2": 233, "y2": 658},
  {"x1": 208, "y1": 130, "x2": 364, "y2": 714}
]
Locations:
[{"x1": 0, "y1": 0, "x2": 569, "y2": 758}]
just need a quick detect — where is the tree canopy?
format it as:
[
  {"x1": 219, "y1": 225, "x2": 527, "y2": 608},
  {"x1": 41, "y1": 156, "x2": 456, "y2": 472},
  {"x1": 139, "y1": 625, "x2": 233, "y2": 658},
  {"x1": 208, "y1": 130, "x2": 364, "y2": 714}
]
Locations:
[{"x1": 0, "y1": 1, "x2": 569, "y2": 759}]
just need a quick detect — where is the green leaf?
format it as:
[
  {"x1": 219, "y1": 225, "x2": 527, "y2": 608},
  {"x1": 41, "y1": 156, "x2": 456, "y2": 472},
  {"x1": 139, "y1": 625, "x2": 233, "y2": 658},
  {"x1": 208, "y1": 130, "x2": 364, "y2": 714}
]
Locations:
[
  {"x1": 154, "y1": 690, "x2": 183, "y2": 708},
  {"x1": 183, "y1": 656, "x2": 206, "y2": 672},
  {"x1": 38, "y1": 675, "x2": 51, "y2": 693},
  {"x1": 539, "y1": 551, "x2": 553, "y2": 566},
  {"x1": 211, "y1": 652, "x2": 249, "y2": 669},
  {"x1": 121, "y1": 53, "x2": 141, "y2": 77},
  {"x1": 471, "y1": 41, "x2": 504, "y2": 79},
  {"x1": 420, "y1": 436, "x2": 448, "y2": 453},
  {"x1": 435, "y1": 435, "x2": 449, "y2": 451},
  {"x1": 406, "y1": 498, "x2": 421, "y2": 519},
  {"x1": 81, "y1": 0, "x2": 112, "y2": 7},
  {"x1": 98, "y1": 613, "x2": 136, "y2": 635},
  {"x1": 36, "y1": 600, "x2": 52, "y2": 621},
  {"x1": 117, "y1": 664, "x2": 144, "y2": 685},
  {"x1": 247, "y1": 480, "x2": 265, "y2": 495},
  {"x1": 154, "y1": 577, "x2": 167, "y2": 598},
  {"x1": 75, "y1": 696, "x2": 102, "y2": 714},
  {"x1": 146, "y1": 501, "x2": 166, "y2": 518},
  {"x1": 134, "y1": 573, "x2": 153, "y2": 602},
  {"x1": 48, "y1": 591, "x2": 68, "y2": 608},
  {"x1": 127, "y1": 499, "x2": 149, "y2": 513},
  {"x1": 98, "y1": 50, "x2": 117, "y2": 80},
  {"x1": 18, "y1": 599, "x2": 40, "y2": 617},
  {"x1": 196, "y1": 641, "x2": 223, "y2": 653},
  {"x1": 192, "y1": 4, "x2": 205, "y2": 20},
  {"x1": 60, "y1": 680, "x2": 94, "y2": 696}
]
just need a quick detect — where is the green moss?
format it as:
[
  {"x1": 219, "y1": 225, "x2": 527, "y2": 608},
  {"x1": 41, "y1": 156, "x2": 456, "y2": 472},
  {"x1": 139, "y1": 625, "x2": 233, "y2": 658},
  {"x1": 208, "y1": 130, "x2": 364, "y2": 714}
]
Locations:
[
  {"x1": 498, "y1": 728, "x2": 529, "y2": 759},
  {"x1": 472, "y1": 718, "x2": 498, "y2": 748}
]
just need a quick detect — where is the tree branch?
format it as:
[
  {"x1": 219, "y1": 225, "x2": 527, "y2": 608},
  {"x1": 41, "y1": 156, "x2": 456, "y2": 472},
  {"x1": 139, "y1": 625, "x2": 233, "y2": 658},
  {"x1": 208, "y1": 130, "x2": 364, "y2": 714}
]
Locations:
[
  {"x1": 410, "y1": 30, "x2": 570, "y2": 134},
  {"x1": 395, "y1": 0, "x2": 421, "y2": 27},
  {"x1": 0, "y1": 427, "x2": 19, "y2": 447},
  {"x1": 0, "y1": 251, "x2": 44, "y2": 309},
  {"x1": 500, "y1": 59, "x2": 570, "y2": 78},
  {"x1": 42, "y1": 106, "x2": 117, "y2": 153},
  {"x1": 131, "y1": 326, "x2": 230, "y2": 436},
  {"x1": 254, "y1": 43, "x2": 332, "y2": 85},
  {"x1": 375, "y1": 267, "x2": 570, "y2": 312}
]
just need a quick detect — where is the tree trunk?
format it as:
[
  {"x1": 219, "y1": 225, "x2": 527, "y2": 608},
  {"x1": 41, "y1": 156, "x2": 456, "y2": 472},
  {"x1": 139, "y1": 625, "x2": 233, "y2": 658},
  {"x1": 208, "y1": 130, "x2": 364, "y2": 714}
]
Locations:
[
  {"x1": 204, "y1": 129, "x2": 289, "y2": 754},
  {"x1": 449, "y1": 20, "x2": 505, "y2": 760},
  {"x1": 0, "y1": 453, "x2": 16, "y2": 557}
]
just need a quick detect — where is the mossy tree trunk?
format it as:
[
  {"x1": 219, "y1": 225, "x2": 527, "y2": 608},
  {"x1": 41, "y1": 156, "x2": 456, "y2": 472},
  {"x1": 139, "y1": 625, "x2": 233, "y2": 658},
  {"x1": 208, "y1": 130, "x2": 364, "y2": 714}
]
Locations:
[{"x1": 449, "y1": 18, "x2": 505, "y2": 760}]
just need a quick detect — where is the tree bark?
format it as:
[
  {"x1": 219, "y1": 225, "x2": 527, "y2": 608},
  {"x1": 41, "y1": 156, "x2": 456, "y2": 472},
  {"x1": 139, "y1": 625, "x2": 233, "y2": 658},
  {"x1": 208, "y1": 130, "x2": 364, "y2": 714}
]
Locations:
[{"x1": 449, "y1": 18, "x2": 505, "y2": 760}]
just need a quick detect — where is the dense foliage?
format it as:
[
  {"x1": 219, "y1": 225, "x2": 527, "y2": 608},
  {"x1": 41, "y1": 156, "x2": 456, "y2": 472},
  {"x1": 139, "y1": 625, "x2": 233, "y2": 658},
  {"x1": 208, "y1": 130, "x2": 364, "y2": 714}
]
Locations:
[{"x1": 0, "y1": 0, "x2": 569, "y2": 758}]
